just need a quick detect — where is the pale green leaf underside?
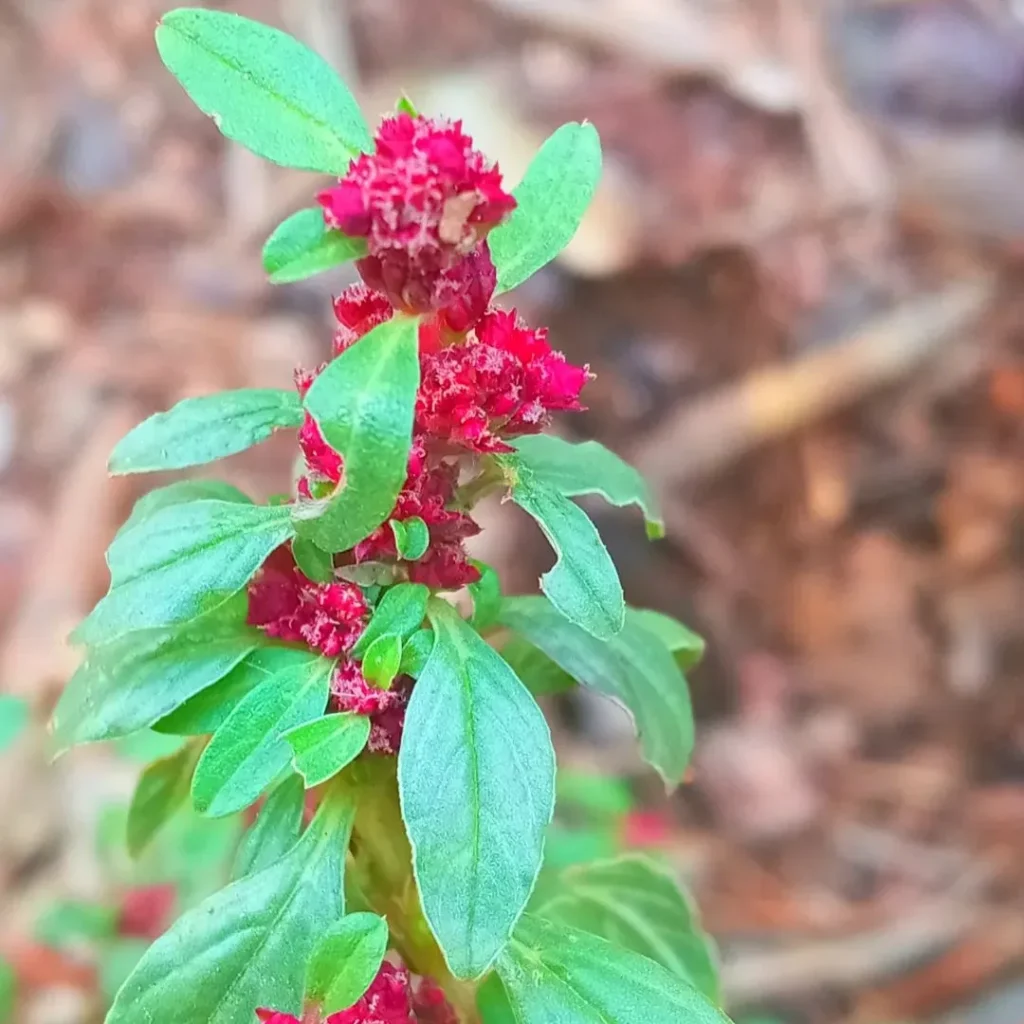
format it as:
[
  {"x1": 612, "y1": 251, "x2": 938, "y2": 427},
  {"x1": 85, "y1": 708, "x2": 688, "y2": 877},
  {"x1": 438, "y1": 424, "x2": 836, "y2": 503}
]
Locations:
[
  {"x1": 284, "y1": 712, "x2": 370, "y2": 787},
  {"x1": 532, "y1": 855, "x2": 721, "y2": 1003},
  {"x1": 511, "y1": 435, "x2": 663, "y2": 539},
  {"x1": 233, "y1": 773, "x2": 306, "y2": 879},
  {"x1": 399, "y1": 600, "x2": 555, "y2": 979},
  {"x1": 497, "y1": 915, "x2": 729, "y2": 1024},
  {"x1": 109, "y1": 389, "x2": 303, "y2": 475},
  {"x1": 499, "y1": 597, "x2": 694, "y2": 786},
  {"x1": 156, "y1": 8, "x2": 371, "y2": 173}
]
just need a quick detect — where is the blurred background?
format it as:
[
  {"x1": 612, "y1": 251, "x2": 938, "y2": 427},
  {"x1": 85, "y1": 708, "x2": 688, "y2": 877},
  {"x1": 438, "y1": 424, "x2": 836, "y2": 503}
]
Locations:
[{"x1": 1, "y1": 0, "x2": 1024, "y2": 1021}]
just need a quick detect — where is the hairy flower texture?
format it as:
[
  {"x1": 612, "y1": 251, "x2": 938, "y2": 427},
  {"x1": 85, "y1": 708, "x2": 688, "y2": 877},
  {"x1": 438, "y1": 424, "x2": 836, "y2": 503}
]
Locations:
[
  {"x1": 411, "y1": 979, "x2": 459, "y2": 1024},
  {"x1": 330, "y1": 961, "x2": 414, "y2": 1024},
  {"x1": 247, "y1": 547, "x2": 368, "y2": 657},
  {"x1": 319, "y1": 113, "x2": 514, "y2": 315},
  {"x1": 417, "y1": 308, "x2": 590, "y2": 453},
  {"x1": 331, "y1": 663, "x2": 412, "y2": 756}
]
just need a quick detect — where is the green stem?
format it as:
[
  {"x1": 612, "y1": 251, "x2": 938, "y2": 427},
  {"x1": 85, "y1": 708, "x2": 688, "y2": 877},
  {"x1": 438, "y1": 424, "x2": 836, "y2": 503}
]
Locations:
[{"x1": 340, "y1": 758, "x2": 480, "y2": 1023}]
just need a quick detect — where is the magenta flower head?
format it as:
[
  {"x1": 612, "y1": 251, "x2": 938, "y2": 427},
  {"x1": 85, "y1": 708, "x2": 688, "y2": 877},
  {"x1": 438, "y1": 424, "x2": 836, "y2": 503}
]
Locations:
[{"x1": 319, "y1": 114, "x2": 515, "y2": 314}]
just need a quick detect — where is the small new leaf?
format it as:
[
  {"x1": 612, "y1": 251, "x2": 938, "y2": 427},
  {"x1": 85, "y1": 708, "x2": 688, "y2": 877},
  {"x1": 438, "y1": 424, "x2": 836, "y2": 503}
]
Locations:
[
  {"x1": 284, "y1": 713, "x2": 370, "y2": 788},
  {"x1": 390, "y1": 516, "x2": 430, "y2": 560},
  {"x1": 127, "y1": 740, "x2": 203, "y2": 857},
  {"x1": 306, "y1": 913, "x2": 389, "y2": 1014},
  {"x1": 361, "y1": 634, "x2": 402, "y2": 690},
  {"x1": 108, "y1": 791, "x2": 355, "y2": 1024},
  {"x1": 496, "y1": 915, "x2": 729, "y2": 1024},
  {"x1": 398, "y1": 629, "x2": 434, "y2": 678},
  {"x1": 292, "y1": 537, "x2": 335, "y2": 583},
  {"x1": 109, "y1": 389, "x2": 303, "y2": 475},
  {"x1": 294, "y1": 318, "x2": 420, "y2": 553},
  {"x1": 263, "y1": 208, "x2": 368, "y2": 284},
  {"x1": 192, "y1": 656, "x2": 332, "y2": 817},
  {"x1": 511, "y1": 435, "x2": 664, "y2": 539},
  {"x1": 156, "y1": 8, "x2": 371, "y2": 172},
  {"x1": 75, "y1": 500, "x2": 294, "y2": 646},
  {"x1": 399, "y1": 599, "x2": 554, "y2": 979},
  {"x1": 501, "y1": 460, "x2": 624, "y2": 640},
  {"x1": 352, "y1": 582, "x2": 429, "y2": 657},
  {"x1": 490, "y1": 122, "x2": 602, "y2": 293}
]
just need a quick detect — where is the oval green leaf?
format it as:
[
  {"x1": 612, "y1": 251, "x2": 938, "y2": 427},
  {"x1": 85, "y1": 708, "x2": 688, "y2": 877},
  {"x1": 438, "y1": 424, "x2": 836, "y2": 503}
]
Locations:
[
  {"x1": 629, "y1": 609, "x2": 706, "y2": 671},
  {"x1": 233, "y1": 773, "x2": 306, "y2": 879},
  {"x1": 532, "y1": 855, "x2": 721, "y2": 1003},
  {"x1": 398, "y1": 600, "x2": 555, "y2": 979},
  {"x1": 75, "y1": 499, "x2": 294, "y2": 645},
  {"x1": 511, "y1": 435, "x2": 664, "y2": 539},
  {"x1": 499, "y1": 597, "x2": 694, "y2": 786},
  {"x1": 263, "y1": 208, "x2": 368, "y2": 284},
  {"x1": 490, "y1": 122, "x2": 602, "y2": 293},
  {"x1": 352, "y1": 582, "x2": 428, "y2": 657},
  {"x1": 294, "y1": 317, "x2": 420, "y2": 554},
  {"x1": 361, "y1": 634, "x2": 402, "y2": 689},
  {"x1": 496, "y1": 914, "x2": 729, "y2": 1024},
  {"x1": 306, "y1": 912, "x2": 389, "y2": 1014},
  {"x1": 501, "y1": 460, "x2": 624, "y2": 640},
  {"x1": 284, "y1": 713, "x2": 371, "y2": 788},
  {"x1": 108, "y1": 791, "x2": 354, "y2": 1024},
  {"x1": 156, "y1": 8, "x2": 371, "y2": 172},
  {"x1": 109, "y1": 389, "x2": 303, "y2": 475},
  {"x1": 390, "y1": 515, "x2": 430, "y2": 561},
  {"x1": 127, "y1": 740, "x2": 203, "y2": 857},
  {"x1": 192, "y1": 656, "x2": 332, "y2": 817},
  {"x1": 54, "y1": 595, "x2": 257, "y2": 749}
]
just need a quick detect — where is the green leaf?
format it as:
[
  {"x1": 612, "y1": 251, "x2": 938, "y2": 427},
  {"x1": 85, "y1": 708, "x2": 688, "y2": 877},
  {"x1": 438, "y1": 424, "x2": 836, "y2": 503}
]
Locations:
[
  {"x1": 532, "y1": 856, "x2": 720, "y2": 1003},
  {"x1": 100, "y1": 940, "x2": 149, "y2": 1006},
  {"x1": 0, "y1": 696, "x2": 28, "y2": 752},
  {"x1": 511, "y1": 435, "x2": 663, "y2": 539},
  {"x1": 284, "y1": 713, "x2": 370, "y2": 788},
  {"x1": 399, "y1": 599, "x2": 554, "y2": 979},
  {"x1": 542, "y1": 825, "x2": 618, "y2": 873},
  {"x1": 499, "y1": 598, "x2": 694, "y2": 786},
  {"x1": 399, "y1": 628, "x2": 434, "y2": 677},
  {"x1": 390, "y1": 516, "x2": 430, "y2": 560},
  {"x1": 192, "y1": 656, "x2": 333, "y2": 817},
  {"x1": 501, "y1": 459, "x2": 624, "y2": 640},
  {"x1": 468, "y1": 560, "x2": 502, "y2": 630},
  {"x1": 127, "y1": 740, "x2": 203, "y2": 857},
  {"x1": 109, "y1": 389, "x2": 303, "y2": 475},
  {"x1": 155, "y1": 8, "x2": 371, "y2": 173},
  {"x1": 361, "y1": 635, "x2": 402, "y2": 689},
  {"x1": 292, "y1": 537, "x2": 335, "y2": 583},
  {"x1": 306, "y1": 912, "x2": 388, "y2": 1014},
  {"x1": 154, "y1": 648, "x2": 317, "y2": 737},
  {"x1": 496, "y1": 915, "x2": 728, "y2": 1024},
  {"x1": 35, "y1": 901, "x2": 118, "y2": 948},
  {"x1": 108, "y1": 789, "x2": 354, "y2": 1024},
  {"x1": 499, "y1": 635, "x2": 576, "y2": 697},
  {"x1": 557, "y1": 771, "x2": 634, "y2": 819},
  {"x1": 477, "y1": 973, "x2": 518, "y2": 1024},
  {"x1": 76, "y1": 500, "x2": 294, "y2": 645},
  {"x1": 352, "y1": 582, "x2": 429, "y2": 657},
  {"x1": 53, "y1": 595, "x2": 257, "y2": 748},
  {"x1": 490, "y1": 122, "x2": 602, "y2": 293},
  {"x1": 0, "y1": 958, "x2": 15, "y2": 1023},
  {"x1": 263, "y1": 208, "x2": 368, "y2": 284},
  {"x1": 294, "y1": 317, "x2": 420, "y2": 553},
  {"x1": 396, "y1": 94, "x2": 419, "y2": 117},
  {"x1": 233, "y1": 773, "x2": 306, "y2": 878},
  {"x1": 117, "y1": 480, "x2": 252, "y2": 539},
  {"x1": 630, "y1": 609, "x2": 705, "y2": 671}
]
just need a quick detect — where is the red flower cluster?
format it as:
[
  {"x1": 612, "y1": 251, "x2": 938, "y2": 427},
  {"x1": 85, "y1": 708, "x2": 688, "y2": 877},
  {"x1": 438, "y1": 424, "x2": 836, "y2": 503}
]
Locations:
[
  {"x1": 319, "y1": 114, "x2": 514, "y2": 315},
  {"x1": 255, "y1": 962, "x2": 456, "y2": 1024},
  {"x1": 331, "y1": 663, "x2": 412, "y2": 756},
  {"x1": 247, "y1": 547, "x2": 368, "y2": 658}
]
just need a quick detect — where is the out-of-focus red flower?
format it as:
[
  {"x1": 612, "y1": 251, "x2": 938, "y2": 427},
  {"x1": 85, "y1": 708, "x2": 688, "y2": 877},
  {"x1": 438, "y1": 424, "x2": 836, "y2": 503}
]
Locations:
[
  {"x1": 621, "y1": 810, "x2": 673, "y2": 849},
  {"x1": 247, "y1": 547, "x2": 368, "y2": 657},
  {"x1": 117, "y1": 884, "x2": 176, "y2": 940}
]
